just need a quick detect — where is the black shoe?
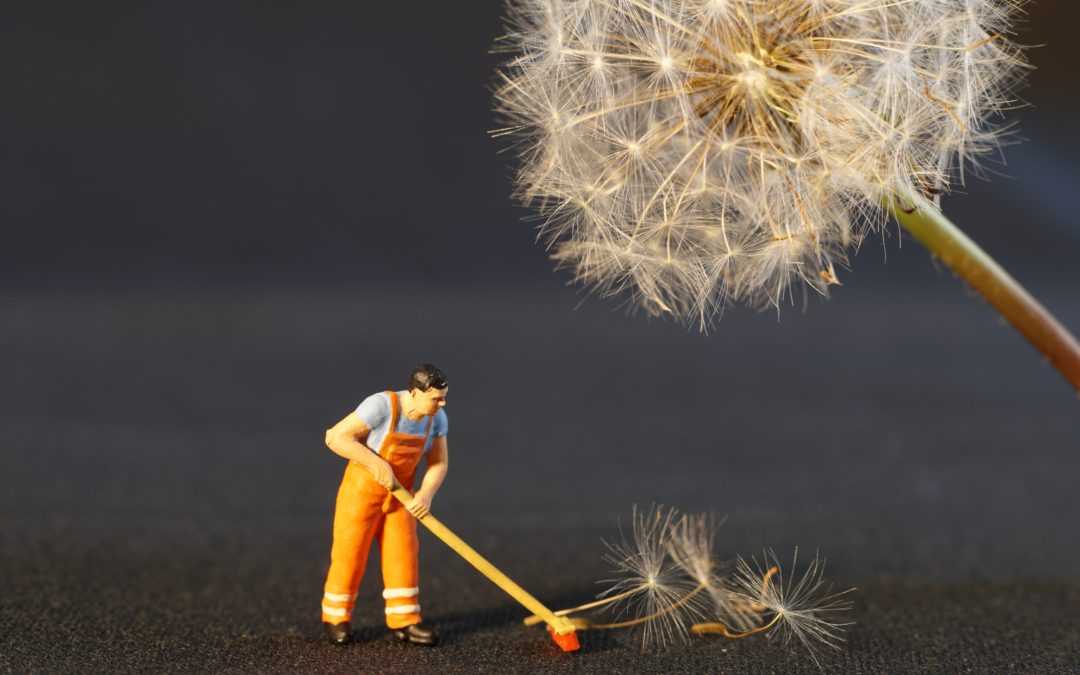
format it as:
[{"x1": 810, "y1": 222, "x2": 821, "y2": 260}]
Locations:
[
  {"x1": 324, "y1": 621, "x2": 351, "y2": 645},
  {"x1": 391, "y1": 623, "x2": 439, "y2": 647}
]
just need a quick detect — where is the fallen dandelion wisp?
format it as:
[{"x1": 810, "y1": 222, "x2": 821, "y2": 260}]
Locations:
[
  {"x1": 695, "y1": 548, "x2": 855, "y2": 668},
  {"x1": 523, "y1": 505, "x2": 854, "y2": 666}
]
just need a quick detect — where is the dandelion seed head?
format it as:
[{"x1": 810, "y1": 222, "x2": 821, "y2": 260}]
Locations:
[{"x1": 494, "y1": 0, "x2": 1028, "y2": 324}]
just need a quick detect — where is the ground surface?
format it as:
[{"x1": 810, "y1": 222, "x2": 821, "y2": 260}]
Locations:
[{"x1": 2, "y1": 280, "x2": 1078, "y2": 673}]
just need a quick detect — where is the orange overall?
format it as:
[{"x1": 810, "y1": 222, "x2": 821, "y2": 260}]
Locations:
[{"x1": 322, "y1": 391, "x2": 430, "y2": 629}]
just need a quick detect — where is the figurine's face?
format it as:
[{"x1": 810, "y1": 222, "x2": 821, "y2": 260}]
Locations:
[{"x1": 411, "y1": 386, "x2": 448, "y2": 417}]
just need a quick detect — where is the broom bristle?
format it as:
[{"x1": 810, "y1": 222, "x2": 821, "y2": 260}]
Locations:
[{"x1": 549, "y1": 627, "x2": 580, "y2": 652}]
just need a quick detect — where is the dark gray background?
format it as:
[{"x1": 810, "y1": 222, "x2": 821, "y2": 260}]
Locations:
[{"x1": 1, "y1": 2, "x2": 1078, "y2": 672}]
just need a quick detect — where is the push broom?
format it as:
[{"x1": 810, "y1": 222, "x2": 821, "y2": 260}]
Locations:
[{"x1": 389, "y1": 480, "x2": 580, "y2": 652}]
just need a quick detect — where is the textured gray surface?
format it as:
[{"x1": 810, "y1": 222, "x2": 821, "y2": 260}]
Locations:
[{"x1": 2, "y1": 283, "x2": 1079, "y2": 672}]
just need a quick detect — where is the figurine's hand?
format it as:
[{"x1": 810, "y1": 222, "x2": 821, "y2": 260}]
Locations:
[
  {"x1": 406, "y1": 491, "x2": 433, "y2": 519},
  {"x1": 369, "y1": 457, "x2": 395, "y2": 490}
]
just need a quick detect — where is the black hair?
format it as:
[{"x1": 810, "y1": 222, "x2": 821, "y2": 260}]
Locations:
[{"x1": 409, "y1": 363, "x2": 448, "y2": 392}]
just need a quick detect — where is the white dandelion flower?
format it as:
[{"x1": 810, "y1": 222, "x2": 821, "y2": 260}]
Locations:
[
  {"x1": 727, "y1": 548, "x2": 855, "y2": 668},
  {"x1": 667, "y1": 512, "x2": 756, "y2": 632},
  {"x1": 493, "y1": 0, "x2": 1030, "y2": 320},
  {"x1": 595, "y1": 505, "x2": 710, "y2": 649}
]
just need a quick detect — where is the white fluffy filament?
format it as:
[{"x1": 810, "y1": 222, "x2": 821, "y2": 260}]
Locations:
[{"x1": 494, "y1": 0, "x2": 1028, "y2": 324}]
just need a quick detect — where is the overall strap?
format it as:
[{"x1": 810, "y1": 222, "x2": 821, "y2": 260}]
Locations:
[{"x1": 386, "y1": 390, "x2": 400, "y2": 433}]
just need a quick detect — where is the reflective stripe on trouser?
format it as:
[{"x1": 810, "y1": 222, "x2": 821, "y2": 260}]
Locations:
[
  {"x1": 321, "y1": 590, "x2": 357, "y2": 623},
  {"x1": 322, "y1": 463, "x2": 422, "y2": 628},
  {"x1": 383, "y1": 586, "x2": 420, "y2": 619}
]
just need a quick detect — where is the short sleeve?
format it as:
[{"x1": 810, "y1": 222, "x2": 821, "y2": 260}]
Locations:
[
  {"x1": 355, "y1": 393, "x2": 389, "y2": 430},
  {"x1": 434, "y1": 409, "x2": 448, "y2": 437}
]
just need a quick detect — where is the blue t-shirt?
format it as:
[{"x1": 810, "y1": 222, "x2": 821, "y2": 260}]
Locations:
[{"x1": 355, "y1": 390, "x2": 448, "y2": 455}]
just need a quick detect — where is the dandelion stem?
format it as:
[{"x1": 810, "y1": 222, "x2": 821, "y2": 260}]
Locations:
[
  {"x1": 521, "y1": 585, "x2": 646, "y2": 626},
  {"x1": 889, "y1": 193, "x2": 1080, "y2": 393},
  {"x1": 690, "y1": 612, "x2": 783, "y2": 639},
  {"x1": 757, "y1": 565, "x2": 778, "y2": 605},
  {"x1": 694, "y1": 564, "x2": 781, "y2": 636},
  {"x1": 580, "y1": 582, "x2": 707, "y2": 631}
]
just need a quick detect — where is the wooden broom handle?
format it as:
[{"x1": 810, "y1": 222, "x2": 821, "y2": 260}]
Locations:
[{"x1": 389, "y1": 482, "x2": 576, "y2": 636}]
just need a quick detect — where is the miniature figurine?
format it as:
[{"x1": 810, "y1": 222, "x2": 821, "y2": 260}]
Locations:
[{"x1": 320, "y1": 363, "x2": 450, "y2": 646}]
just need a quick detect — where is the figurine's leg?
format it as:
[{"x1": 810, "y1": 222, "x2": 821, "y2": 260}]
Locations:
[
  {"x1": 322, "y1": 471, "x2": 383, "y2": 625},
  {"x1": 378, "y1": 504, "x2": 421, "y2": 629}
]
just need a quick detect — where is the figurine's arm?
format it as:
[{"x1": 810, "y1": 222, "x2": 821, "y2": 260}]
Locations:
[
  {"x1": 324, "y1": 412, "x2": 395, "y2": 489},
  {"x1": 405, "y1": 435, "x2": 448, "y2": 519}
]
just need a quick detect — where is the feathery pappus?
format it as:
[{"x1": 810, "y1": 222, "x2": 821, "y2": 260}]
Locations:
[
  {"x1": 525, "y1": 505, "x2": 853, "y2": 665},
  {"x1": 493, "y1": 0, "x2": 1028, "y2": 323}
]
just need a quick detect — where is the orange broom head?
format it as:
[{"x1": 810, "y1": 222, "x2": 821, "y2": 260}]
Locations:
[{"x1": 548, "y1": 625, "x2": 580, "y2": 652}]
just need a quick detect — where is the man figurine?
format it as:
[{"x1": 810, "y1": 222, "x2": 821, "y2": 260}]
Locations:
[{"x1": 320, "y1": 363, "x2": 450, "y2": 646}]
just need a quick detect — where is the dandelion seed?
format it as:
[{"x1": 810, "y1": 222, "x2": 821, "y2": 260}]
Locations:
[
  {"x1": 727, "y1": 548, "x2": 855, "y2": 669},
  {"x1": 668, "y1": 512, "x2": 757, "y2": 632},
  {"x1": 596, "y1": 505, "x2": 710, "y2": 649},
  {"x1": 494, "y1": 0, "x2": 1029, "y2": 323}
]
